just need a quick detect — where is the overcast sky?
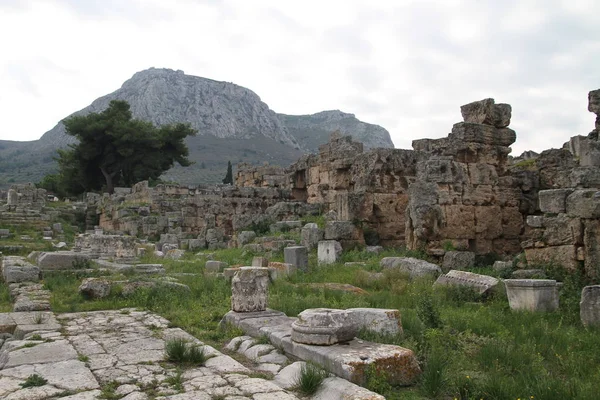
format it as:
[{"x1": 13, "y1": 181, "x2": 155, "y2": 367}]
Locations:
[{"x1": 1, "y1": 0, "x2": 599, "y2": 155}]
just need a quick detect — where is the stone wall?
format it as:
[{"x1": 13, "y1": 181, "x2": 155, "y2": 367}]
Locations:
[
  {"x1": 235, "y1": 163, "x2": 288, "y2": 188},
  {"x1": 522, "y1": 90, "x2": 600, "y2": 278},
  {"x1": 407, "y1": 99, "x2": 524, "y2": 255},
  {"x1": 96, "y1": 181, "x2": 319, "y2": 249}
]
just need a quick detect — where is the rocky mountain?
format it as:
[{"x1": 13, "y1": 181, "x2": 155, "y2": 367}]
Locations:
[
  {"x1": 0, "y1": 68, "x2": 394, "y2": 187},
  {"x1": 279, "y1": 110, "x2": 393, "y2": 152}
]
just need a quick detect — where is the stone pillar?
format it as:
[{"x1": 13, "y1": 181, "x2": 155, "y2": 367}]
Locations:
[
  {"x1": 580, "y1": 285, "x2": 600, "y2": 328},
  {"x1": 504, "y1": 279, "x2": 559, "y2": 312},
  {"x1": 317, "y1": 240, "x2": 342, "y2": 265},
  {"x1": 284, "y1": 246, "x2": 308, "y2": 272},
  {"x1": 7, "y1": 189, "x2": 17, "y2": 209},
  {"x1": 231, "y1": 267, "x2": 269, "y2": 312}
]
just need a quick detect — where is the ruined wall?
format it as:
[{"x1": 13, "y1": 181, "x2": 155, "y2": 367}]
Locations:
[
  {"x1": 522, "y1": 90, "x2": 600, "y2": 278},
  {"x1": 406, "y1": 99, "x2": 524, "y2": 255},
  {"x1": 236, "y1": 163, "x2": 288, "y2": 188},
  {"x1": 97, "y1": 181, "x2": 319, "y2": 249}
]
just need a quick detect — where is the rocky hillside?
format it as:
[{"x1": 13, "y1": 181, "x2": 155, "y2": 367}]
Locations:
[
  {"x1": 279, "y1": 110, "x2": 393, "y2": 152},
  {"x1": 0, "y1": 68, "x2": 394, "y2": 187}
]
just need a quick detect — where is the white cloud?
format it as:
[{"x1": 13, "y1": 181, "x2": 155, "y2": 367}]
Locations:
[{"x1": 0, "y1": 0, "x2": 599, "y2": 157}]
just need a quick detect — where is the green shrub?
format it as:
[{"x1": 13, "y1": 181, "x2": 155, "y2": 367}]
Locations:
[
  {"x1": 416, "y1": 295, "x2": 443, "y2": 329},
  {"x1": 294, "y1": 362, "x2": 328, "y2": 395},
  {"x1": 165, "y1": 338, "x2": 210, "y2": 365}
]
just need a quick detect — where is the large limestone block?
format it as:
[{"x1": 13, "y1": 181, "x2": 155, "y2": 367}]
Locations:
[
  {"x1": 291, "y1": 308, "x2": 358, "y2": 345},
  {"x1": 324, "y1": 221, "x2": 360, "y2": 241},
  {"x1": 37, "y1": 252, "x2": 91, "y2": 270},
  {"x1": 231, "y1": 267, "x2": 269, "y2": 312},
  {"x1": 542, "y1": 215, "x2": 583, "y2": 246},
  {"x1": 538, "y1": 189, "x2": 573, "y2": 213},
  {"x1": 450, "y1": 122, "x2": 516, "y2": 147},
  {"x1": 504, "y1": 279, "x2": 559, "y2": 312},
  {"x1": 475, "y1": 206, "x2": 503, "y2": 239},
  {"x1": 301, "y1": 223, "x2": 323, "y2": 250},
  {"x1": 283, "y1": 246, "x2": 308, "y2": 272},
  {"x1": 583, "y1": 220, "x2": 600, "y2": 279},
  {"x1": 238, "y1": 231, "x2": 257, "y2": 247},
  {"x1": 441, "y1": 205, "x2": 475, "y2": 238},
  {"x1": 312, "y1": 376, "x2": 385, "y2": 400},
  {"x1": 501, "y1": 206, "x2": 524, "y2": 238},
  {"x1": 205, "y1": 260, "x2": 227, "y2": 273},
  {"x1": 525, "y1": 245, "x2": 578, "y2": 271},
  {"x1": 460, "y1": 98, "x2": 512, "y2": 128},
  {"x1": 580, "y1": 285, "x2": 600, "y2": 327},
  {"x1": 78, "y1": 278, "x2": 111, "y2": 298},
  {"x1": 434, "y1": 270, "x2": 500, "y2": 296},
  {"x1": 380, "y1": 257, "x2": 441, "y2": 278},
  {"x1": 566, "y1": 189, "x2": 600, "y2": 218},
  {"x1": 442, "y1": 251, "x2": 475, "y2": 271},
  {"x1": 347, "y1": 308, "x2": 402, "y2": 336},
  {"x1": 317, "y1": 240, "x2": 342, "y2": 265},
  {"x1": 1, "y1": 257, "x2": 40, "y2": 283}
]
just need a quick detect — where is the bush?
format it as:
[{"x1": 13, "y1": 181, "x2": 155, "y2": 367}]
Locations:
[
  {"x1": 294, "y1": 362, "x2": 328, "y2": 396},
  {"x1": 165, "y1": 338, "x2": 210, "y2": 365},
  {"x1": 417, "y1": 295, "x2": 443, "y2": 329}
]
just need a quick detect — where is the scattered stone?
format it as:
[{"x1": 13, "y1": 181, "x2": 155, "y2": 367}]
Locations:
[
  {"x1": 283, "y1": 246, "x2": 308, "y2": 272},
  {"x1": 492, "y1": 260, "x2": 512, "y2": 273},
  {"x1": 580, "y1": 285, "x2": 600, "y2": 328},
  {"x1": 313, "y1": 376, "x2": 386, "y2": 400},
  {"x1": 206, "y1": 260, "x2": 227, "y2": 273},
  {"x1": 231, "y1": 267, "x2": 270, "y2": 312},
  {"x1": 317, "y1": 240, "x2": 342, "y2": 265},
  {"x1": 365, "y1": 246, "x2": 383, "y2": 254},
  {"x1": 165, "y1": 249, "x2": 185, "y2": 260},
  {"x1": 252, "y1": 257, "x2": 269, "y2": 268},
  {"x1": 1, "y1": 257, "x2": 40, "y2": 283},
  {"x1": 291, "y1": 308, "x2": 358, "y2": 345},
  {"x1": 300, "y1": 223, "x2": 323, "y2": 250},
  {"x1": 380, "y1": 257, "x2": 442, "y2": 278},
  {"x1": 504, "y1": 279, "x2": 559, "y2": 312},
  {"x1": 267, "y1": 262, "x2": 294, "y2": 280},
  {"x1": 36, "y1": 252, "x2": 91, "y2": 270},
  {"x1": 434, "y1": 270, "x2": 500, "y2": 296},
  {"x1": 442, "y1": 251, "x2": 475, "y2": 271},
  {"x1": 79, "y1": 278, "x2": 112, "y2": 299}
]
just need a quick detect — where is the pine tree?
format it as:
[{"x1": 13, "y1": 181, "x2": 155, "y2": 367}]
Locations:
[{"x1": 222, "y1": 161, "x2": 233, "y2": 185}]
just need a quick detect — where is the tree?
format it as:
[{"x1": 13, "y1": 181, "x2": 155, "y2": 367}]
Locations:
[
  {"x1": 222, "y1": 160, "x2": 233, "y2": 185},
  {"x1": 55, "y1": 100, "x2": 196, "y2": 195}
]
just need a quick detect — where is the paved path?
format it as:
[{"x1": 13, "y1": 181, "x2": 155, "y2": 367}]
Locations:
[{"x1": 0, "y1": 309, "x2": 300, "y2": 400}]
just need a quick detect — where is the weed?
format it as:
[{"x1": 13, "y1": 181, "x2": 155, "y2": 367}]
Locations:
[
  {"x1": 99, "y1": 381, "x2": 119, "y2": 399},
  {"x1": 420, "y1": 346, "x2": 449, "y2": 398},
  {"x1": 416, "y1": 295, "x2": 443, "y2": 329},
  {"x1": 20, "y1": 342, "x2": 39, "y2": 349},
  {"x1": 72, "y1": 257, "x2": 92, "y2": 270},
  {"x1": 164, "y1": 369, "x2": 184, "y2": 391},
  {"x1": 29, "y1": 334, "x2": 42, "y2": 341},
  {"x1": 20, "y1": 374, "x2": 47, "y2": 388},
  {"x1": 165, "y1": 338, "x2": 210, "y2": 365},
  {"x1": 294, "y1": 362, "x2": 328, "y2": 396},
  {"x1": 78, "y1": 354, "x2": 90, "y2": 362},
  {"x1": 32, "y1": 312, "x2": 45, "y2": 324},
  {"x1": 256, "y1": 334, "x2": 271, "y2": 345},
  {"x1": 364, "y1": 363, "x2": 393, "y2": 395}
]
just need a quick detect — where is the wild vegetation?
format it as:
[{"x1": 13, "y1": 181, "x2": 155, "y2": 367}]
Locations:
[{"x1": 1, "y1": 244, "x2": 598, "y2": 399}]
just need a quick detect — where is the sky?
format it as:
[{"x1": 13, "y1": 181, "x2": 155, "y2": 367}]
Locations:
[{"x1": 1, "y1": 0, "x2": 599, "y2": 155}]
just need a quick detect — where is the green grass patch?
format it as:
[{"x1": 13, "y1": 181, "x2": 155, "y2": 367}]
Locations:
[
  {"x1": 20, "y1": 374, "x2": 47, "y2": 388},
  {"x1": 294, "y1": 362, "x2": 328, "y2": 396}
]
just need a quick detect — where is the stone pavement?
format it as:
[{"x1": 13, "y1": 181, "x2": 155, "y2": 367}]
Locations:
[{"x1": 0, "y1": 309, "x2": 302, "y2": 400}]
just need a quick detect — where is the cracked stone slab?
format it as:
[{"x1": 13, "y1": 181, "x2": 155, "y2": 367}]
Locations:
[
  {"x1": 0, "y1": 359, "x2": 99, "y2": 391},
  {"x1": 2, "y1": 340, "x2": 77, "y2": 368}
]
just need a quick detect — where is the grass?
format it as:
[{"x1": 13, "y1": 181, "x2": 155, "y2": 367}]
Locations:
[
  {"x1": 294, "y1": 362, "x2": 329, "y2": 395},
  {"x1": 165, "y1": 338, "x2": 210, "y2": 365},
  {"x1": 33, "y1": 243, "x2": 600, "y2": 399},
  {"x1": 20, "y1": 374, "x2": 47, "y2": 388}
]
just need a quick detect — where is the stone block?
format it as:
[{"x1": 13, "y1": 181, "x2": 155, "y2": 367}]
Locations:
[
  {"x1": 252, "y1": 257, "x2": 269, "y2": 267},
  {"x1": 542, "y1": 215, "x2": 582, "y2": 246},
  {"x1": 231, "y1": 267, "x2": 269, "y2": 312},
  {"x1": 300, "y1": 223, "x2": 323, "y2": 250},
  {"x1": 312, "y1": 376, "x2": 385, "y2": 400},
  {"x1": 317, "y1": 240, "x2": 342, "y2": 265},
  {"x1": 380, "y1": 257, "x2": 441, "y2": 278},
  {"x1": 583, "y1": 219, "x2": 600, "y2": 279},
  {"x1": 0, "y1": 229, "x2": 10, "y2": 238},
  {"x1": 238, "y1": 231, "x2": 257, "y2": 247},
  {"x1": 538, "y1": 189, "x2": 573, "y2": 213},
  {"x1": 205, "y1": 260, "x2": 227, "y2": 273},
  {"x1": 324, "y1": 221, "x2": 359, "y2": 240},
  {"x1": 442, "y1": 251, "x2": 475, "y2": 271},
  {"x1": 525, "y1": 246, "x2": 578, "y2": 271},
  {"x1": 165, "y1": 249, "x2": 185, "y2": 260},
  {"x1": 566, "y1": 189, "x2": 600, "y2": 218},
  {"x1": 271, "y1": 220, "x2": 302, "y2": 233},
  {"x1": 460, "y1": 98, "x2": 511, "y2": 128},
  {"x1": 580, "y1": 285, "x2": 600, "y2": 327},
  {"x1": 291, "y1": 308, "x2": 358, "y2": 345},
  {"x1": 588, "y1": 89, "x2": 600, "y2": 114},
  {"x1": 268, "y1": 262, "x2": 295, "y2": 280},
  {"x1": 492, "y1": 260, "x2": 512, "y2": 273},
  {"x1": 187, "y1": 239, "x2": 204, "y2": 251},
  {"x1": 223, "y1": 267, "x2": 241, "y2": 281},
  {"x1": 450, "y1": 122, "x2": 516, "y2": 146},
  {"x1": 283, "y1": 246, "x2": 308, "y2": 272},
  {"x1": 37, "y1": 252, "x2": 91, "y2": 270},
  {"x1": 526, "y1": 215, "x2": 544, "y2": 228},
  {"x1": 434, "y1": 270, "x2": 500, "y2": 295},
  {"x1": 78, "y1": 278, "x2": 111, "y2": 299},
  {"x1": 347, "y1": 308, "x2": 402, "y2": 336},
  {"x1": 1, "y1": 257, "x2": 40, "y2": 283},
  {"x1": 511, "y1": 269, "x2": 546, "y2": 279},
  {"x1": 504, "y1": 279, "x2": 559, "y2": 312}
]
